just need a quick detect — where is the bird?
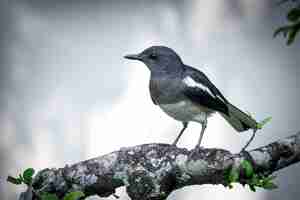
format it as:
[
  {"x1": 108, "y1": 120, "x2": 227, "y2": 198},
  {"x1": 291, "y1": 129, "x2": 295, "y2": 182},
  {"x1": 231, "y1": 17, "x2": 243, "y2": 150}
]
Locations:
[{"x1": 124, "y1": 46, "x2": 258, "y2": 150}]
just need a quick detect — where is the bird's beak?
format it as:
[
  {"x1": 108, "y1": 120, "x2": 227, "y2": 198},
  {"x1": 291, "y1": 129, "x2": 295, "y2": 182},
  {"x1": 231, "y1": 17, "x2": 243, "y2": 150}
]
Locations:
[{"x1": 124, "y1": 54, "x2": 142, "y2": 61}]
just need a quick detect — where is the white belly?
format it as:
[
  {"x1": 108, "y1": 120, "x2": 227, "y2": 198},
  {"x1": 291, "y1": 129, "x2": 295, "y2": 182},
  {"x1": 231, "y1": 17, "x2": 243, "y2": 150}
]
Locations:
[{"x1": 159, "y1": 100, "x2": 214, "y2": 123}]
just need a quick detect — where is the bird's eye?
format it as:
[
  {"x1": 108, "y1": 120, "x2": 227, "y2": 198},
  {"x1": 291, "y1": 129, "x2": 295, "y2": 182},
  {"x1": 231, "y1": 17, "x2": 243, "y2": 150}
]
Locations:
[{"x1": 149, "y1": 53, "x2": 157, "y2": 59}]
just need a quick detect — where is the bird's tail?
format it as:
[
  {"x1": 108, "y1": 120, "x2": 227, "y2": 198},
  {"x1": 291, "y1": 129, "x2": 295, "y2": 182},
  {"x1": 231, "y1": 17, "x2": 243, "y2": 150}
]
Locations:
[{"x1": 220, "y1": 103, "x2": 258, "y2": 132}]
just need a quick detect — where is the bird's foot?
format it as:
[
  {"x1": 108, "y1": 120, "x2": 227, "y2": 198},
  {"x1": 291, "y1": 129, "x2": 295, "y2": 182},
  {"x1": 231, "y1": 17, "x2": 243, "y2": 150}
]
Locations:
[
  {"x1": 171, "y1": 141, "x2": 178, "y2": 146},
  {"x1": 240, "y1": 129, "x2": 257, "y2": 152},
  {"x1": 187, "y1": 146, "x2": 205, "y2": 161},
  {"x1": 194, "y1": 146, "x2": 201, "y2": 151},
  {"x1": 239, "y1": 147, "x2": 248, "y2": 154},
  {"x1": 193, "y1": 144, "x2": 204, "y2": 151},
  {"x1": 225, "y1": 149, "x2": 251, "y2": 163}
]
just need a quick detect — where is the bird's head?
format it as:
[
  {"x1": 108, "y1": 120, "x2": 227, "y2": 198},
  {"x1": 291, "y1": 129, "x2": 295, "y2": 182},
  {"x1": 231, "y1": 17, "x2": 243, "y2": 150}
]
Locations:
[{"x1": 124, "y1": 46, "x2": 183, "y2": 74}]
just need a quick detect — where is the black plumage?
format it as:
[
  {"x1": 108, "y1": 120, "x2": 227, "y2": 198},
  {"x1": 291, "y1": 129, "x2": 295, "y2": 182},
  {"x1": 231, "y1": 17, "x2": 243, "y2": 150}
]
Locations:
[{"x1": 182, "y1": 65, "x2": 229, "y2": 115}]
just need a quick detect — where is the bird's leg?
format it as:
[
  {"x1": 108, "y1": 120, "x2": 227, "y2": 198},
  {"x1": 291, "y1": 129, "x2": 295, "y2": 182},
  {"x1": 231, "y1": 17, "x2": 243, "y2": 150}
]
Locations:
[
  {"x1": 240, "y1": 129, "x2": 257, "y2": 152},
  {"x1": 172, "y1": 122, "x2": 188, "y2": 146},
  {"x1": 195, "y1": 117, "x2": 207, "y2": 149}
]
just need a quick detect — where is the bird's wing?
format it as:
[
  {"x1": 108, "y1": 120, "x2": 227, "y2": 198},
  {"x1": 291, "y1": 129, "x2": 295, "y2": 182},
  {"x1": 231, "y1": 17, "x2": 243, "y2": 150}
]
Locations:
[
  {"x1": 182, "y1": 65, "x2": 228, "y2": 114},
  {"x1": 184, "y1": 65, "x2": 228, "y2": 103}
]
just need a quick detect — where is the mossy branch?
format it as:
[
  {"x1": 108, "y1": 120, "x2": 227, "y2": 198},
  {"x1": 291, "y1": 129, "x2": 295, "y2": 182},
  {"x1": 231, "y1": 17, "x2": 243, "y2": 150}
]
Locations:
[{"x1": 11, "y1": 131, "x2": 300, "y2": 200}]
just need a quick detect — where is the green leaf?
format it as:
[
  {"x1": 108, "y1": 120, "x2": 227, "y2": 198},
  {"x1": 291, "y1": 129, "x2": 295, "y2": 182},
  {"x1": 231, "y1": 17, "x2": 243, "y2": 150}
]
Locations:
[
  {"x1": 287, "y1": 24, "x2": 300, "y2": 45},
  {"x1": 23, "y1": 168, "x2": 35, "y2": 179},
  {"x1": 23, "y1": 168, "x2": 35, "y2": 185},
  {"x1": 262, "y1": 181, "x2": 278, "y2": 190},
  {"x1": 241, "y1": 160, "x2": 254, "y2": 178},
  {"x1": 19, "y1": 174, "x2": 24, "y2": 182},
  {"x1": 287, "y1": 8, "x2": 300, "y2": 22},
  {"x1": 63, "y1": 191, "x2": 84, "y2": 200},
  {"x1": 257, "y1": 117, "x2": 272, "y2": 129},
  {"x1": 228, "y1": 168, "x2": 239, "y2": 183},
  {"x1": 7, "y1": 176, "x2": 22, "y2": 185},
  {"x1": 273, "y1": 26, "x2": 291, "y2": 38},
  {"x1": 251, "y1": 174, "x2": 259, "y2": 185},
  {"x1": 249, "y1": 184, "x2": 256, "y2": 192},
  {"x1": 41, "y1": 193, "x2": 60, "y2": 200},
  {"x1": 265, "y1": 175, "x2": 276, "y2": 182}
]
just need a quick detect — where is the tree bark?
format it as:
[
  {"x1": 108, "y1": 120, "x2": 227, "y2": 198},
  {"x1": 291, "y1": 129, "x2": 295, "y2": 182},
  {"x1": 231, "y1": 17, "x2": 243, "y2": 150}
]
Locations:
[{"x1": 22, "y1": 131, "x2": 300, "y2": 200}]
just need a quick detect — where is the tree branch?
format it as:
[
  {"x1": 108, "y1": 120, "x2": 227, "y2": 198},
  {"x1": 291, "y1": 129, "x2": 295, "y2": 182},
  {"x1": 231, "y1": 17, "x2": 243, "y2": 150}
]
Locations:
[{"x1": 24, "y1": 131, "x2": 300, "y2": 200}]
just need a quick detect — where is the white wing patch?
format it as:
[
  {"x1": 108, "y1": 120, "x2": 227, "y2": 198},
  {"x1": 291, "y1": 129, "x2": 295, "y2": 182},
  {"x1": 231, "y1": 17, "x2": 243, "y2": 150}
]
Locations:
[{"x1": 183, "y1": 76, "x2": 215, "y2": 97}]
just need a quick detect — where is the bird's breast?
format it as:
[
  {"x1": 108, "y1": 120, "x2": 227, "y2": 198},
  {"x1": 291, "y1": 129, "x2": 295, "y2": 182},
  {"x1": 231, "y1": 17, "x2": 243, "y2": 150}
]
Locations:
[
  {"x1": 159, "y1": 100, "x2": 214, "y2": 123},
  {"x1": 150, "y1": 76, "x2": 184, "y2": 104}
]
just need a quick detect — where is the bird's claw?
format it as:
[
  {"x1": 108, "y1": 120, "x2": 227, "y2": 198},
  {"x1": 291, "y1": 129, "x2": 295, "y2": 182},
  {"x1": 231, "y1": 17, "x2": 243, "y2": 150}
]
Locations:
[
  {"x1": 193, "y1": 145, "x2": 203, "y2": 151},
  {"x1": 188, "y1": 145, "x2": 204, "y2": 158},
  {"x1": 239, "y1": 147, "x2": 248, "y2": 154}
]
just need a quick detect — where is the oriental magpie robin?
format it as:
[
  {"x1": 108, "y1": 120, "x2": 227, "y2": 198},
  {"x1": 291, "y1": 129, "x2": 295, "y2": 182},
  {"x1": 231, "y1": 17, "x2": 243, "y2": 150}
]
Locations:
[{"x1": 124, "y1": 46, "x2": 258, "y2": 149}]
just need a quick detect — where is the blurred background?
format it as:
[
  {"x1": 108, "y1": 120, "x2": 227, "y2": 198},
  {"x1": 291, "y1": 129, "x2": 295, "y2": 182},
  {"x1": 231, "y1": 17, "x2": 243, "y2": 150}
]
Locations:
[{"x1": 1, "y1": 0, "x2": 300, "y2": 199}]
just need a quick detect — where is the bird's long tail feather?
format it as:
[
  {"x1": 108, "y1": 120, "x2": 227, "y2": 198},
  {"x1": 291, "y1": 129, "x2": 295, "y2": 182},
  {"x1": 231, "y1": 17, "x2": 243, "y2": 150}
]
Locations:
[{"x1": 220, "y1": 103, "x2": 257, "y2": 132}]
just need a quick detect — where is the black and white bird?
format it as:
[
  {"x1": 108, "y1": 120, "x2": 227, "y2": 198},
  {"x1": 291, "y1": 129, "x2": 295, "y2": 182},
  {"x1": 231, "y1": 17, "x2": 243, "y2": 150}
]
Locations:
[{"x1": 124, "y1": 46, "x2": 258, "y2": 149}]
